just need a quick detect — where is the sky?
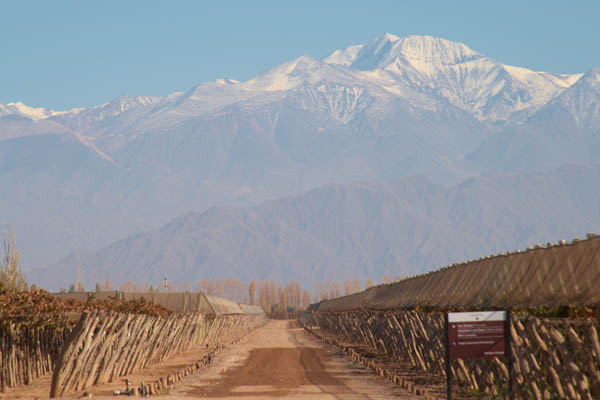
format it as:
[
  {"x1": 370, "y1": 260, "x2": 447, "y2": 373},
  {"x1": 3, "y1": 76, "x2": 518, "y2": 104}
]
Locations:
[{"x1": 2, "y1": 0, "x2": 599, "y2": 110}]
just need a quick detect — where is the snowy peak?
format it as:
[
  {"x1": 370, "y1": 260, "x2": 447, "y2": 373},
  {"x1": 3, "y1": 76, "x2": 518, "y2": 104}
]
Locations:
[
  {"x1": 549, "y1": 66, "x2": 600, "y2": 108},
  {"x1": 498, "y1": 65, "x2": 583, "y2": 115},
  {"x1": 580, "y1": 66, "x2": 600, "y2": 88},
  {"x1": 322, "y1": 34, "x2": 585, "y2": 122},
  {"x1": 215, "y1": 78, "x2": 241, "y2": 85},
  {"x1": 1, "y1": 96, "x2": 168, "y2": 128},
  {"x1": 394, "y1": 35, "x2": 481, "y2": 65},
  {"x1": 47, "y1": 95, "x2": 173, "y2": 133},
  {"x1": 324, "y1": 34, "x2": 483, "y2": 71},
  {"x1": 242, "y1": 56, "x2": 318, "y2": 91},
  {"x1": 323, "y1": 44, "x2": 363, "y2": 67},
  {"x1": 532, "y1": 66, "x2": 600, "y2": 130},
  {"x1": 89, "y1": 95, "x2": 165, "y2": 116},
  {"x1": 4, "y1": 102, "x2": 53, "y2": 120},
  {"x1": 357, "y1": 34, "x2": 482, "y2": 70},
  {"x1": 503, "y1": 65, "x2": 582, "y2": 90},
  {"x1": 0, "y1": 102, "x2": 82, "y2": 120},
  {"x1": 157, "y1": 79, "x2": 257, "y2": 120},
  {"x1": 243, "y1": 55, "x2": 356, "y2": 92},
  {"x1": 3, "y1": 34, "x2": 592, "y2": 129}
]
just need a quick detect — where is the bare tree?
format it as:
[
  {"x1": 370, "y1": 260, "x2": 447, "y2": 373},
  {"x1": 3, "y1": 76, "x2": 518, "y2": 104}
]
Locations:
[
  {"x1": 344, "y1": 280, "x2": 352, "y2": 296},
  {"x1": 1, "y1": 230, "x2": 27, "y2": 293},
  {"x1": 249, "y1": 280, "x2": 255, "y2": 305},
  {"x1": 302, "y1": 289, "x2": 311, "y2": 308},
  {"x1": 74, "y1": 267, "x2": 85, "y2": 292},
  {"x1": 294, "y1": 282, "x2": 301, "y2": 307}
]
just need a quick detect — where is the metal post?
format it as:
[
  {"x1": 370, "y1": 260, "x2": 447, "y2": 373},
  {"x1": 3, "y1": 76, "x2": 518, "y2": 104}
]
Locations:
[
  {"x1": 164, "y1": 276, "x2": 168, "y2": 293},
  {"x1": 505, "y1": 310, "x2": 513, "y2": 399},
  {"x1": 445, "y1": 312, "x2": 452, "y2": 400}
]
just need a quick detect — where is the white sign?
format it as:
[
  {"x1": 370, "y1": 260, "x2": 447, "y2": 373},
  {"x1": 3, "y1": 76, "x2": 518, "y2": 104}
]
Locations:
[{"x1": 448, "y1": 311, "x2": 506, "y2": 323}]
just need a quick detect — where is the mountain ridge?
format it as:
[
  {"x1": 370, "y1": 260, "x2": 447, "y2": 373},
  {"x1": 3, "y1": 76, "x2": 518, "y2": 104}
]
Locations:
[
  {"x1": 1, "y1": 33, "x2": 598, "y2": 273},
  {"x1": 1, "y1": 34, "x2": 587, "y2": 127},
  {"x1": 36, "y1": 163, "x2": 600, "y2": 290}
]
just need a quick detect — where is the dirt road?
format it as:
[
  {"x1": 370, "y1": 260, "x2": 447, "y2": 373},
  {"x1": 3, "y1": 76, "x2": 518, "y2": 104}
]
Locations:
[{"x1": 169, "y1": 320, "x2": 414, "y2": 399}]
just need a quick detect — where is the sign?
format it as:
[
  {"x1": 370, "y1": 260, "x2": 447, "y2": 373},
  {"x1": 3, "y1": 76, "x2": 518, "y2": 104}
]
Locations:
[
  {"x1": 445, "y1": 311, "x2": 512, "y2": 400},
  {"x1": 448, "y1": 311, "x2": 506, "y2": 360}
]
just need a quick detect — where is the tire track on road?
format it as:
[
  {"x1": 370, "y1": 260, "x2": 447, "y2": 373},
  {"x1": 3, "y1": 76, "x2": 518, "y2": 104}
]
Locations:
[{"x1": 289, "y1": 321, "x2": 371, "y2": 400}]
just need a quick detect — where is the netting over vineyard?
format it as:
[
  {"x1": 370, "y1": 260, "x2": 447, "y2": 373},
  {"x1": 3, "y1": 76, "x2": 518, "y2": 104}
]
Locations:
[{"x1": 314, "y1": 235, "x2": 600, "y2": 311}]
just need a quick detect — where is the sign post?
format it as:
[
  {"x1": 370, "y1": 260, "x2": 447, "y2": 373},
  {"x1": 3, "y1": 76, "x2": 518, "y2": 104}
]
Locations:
[
  {"x1": 505, "y1": 311, "x2": 513, "y2": 398},
  {"x1": 445, "y1": 311, "x2": 511, "y2": 399},
  {"x1": 445, "y1": 313, "x2": 451, "y2": 400}
]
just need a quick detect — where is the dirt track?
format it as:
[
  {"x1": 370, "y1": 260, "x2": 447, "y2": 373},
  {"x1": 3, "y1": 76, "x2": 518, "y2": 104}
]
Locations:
[{"x1": 169, "y1": 320, "x2": 414, "y2": 399}]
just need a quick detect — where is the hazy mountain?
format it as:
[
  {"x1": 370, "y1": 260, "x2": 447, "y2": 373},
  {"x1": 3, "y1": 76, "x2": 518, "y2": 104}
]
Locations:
[
  {"x1": 1, "y1": 34, "x2": 597, "y2": 271},
  {"x1": 36, "y1": 163, "x2": 600, "y2": 290}
]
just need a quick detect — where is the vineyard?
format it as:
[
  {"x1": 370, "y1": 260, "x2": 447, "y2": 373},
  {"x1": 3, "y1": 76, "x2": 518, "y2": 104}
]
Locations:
[
  {"x1": 0, "y1": 289, "x2": 266, "y2": 397},
  {"x1": 2, "y1": 235, "x2": 599, "y2": 398},
  {"x1": 303, "y1": 235, "x2": 600, "y2": 399}
]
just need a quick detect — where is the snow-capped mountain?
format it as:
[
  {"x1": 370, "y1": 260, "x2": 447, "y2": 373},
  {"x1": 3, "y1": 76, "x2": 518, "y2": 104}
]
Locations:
[
  {"x1": 1, "y1": 33, "x2": 597, "y2": 275},
  {"x1": 0, "y1": 33, "x2": 583, "y2": 126},
  {"x1": 53, "y1": 96, "x2": 167, "y2": 129},
  {"x1": 325, "y1": 34, "x2": 581, "y2": 122},
  {"x1": 0, "y1": 101, "x2": 83, "y2": 120},
  {"x1": 1, "y1": 34, "x2": 586, "y2": 136},
  {"x1": 464, "y1": 66, "x2": 600, "y2": 173},
  {"x1": 531, "y1": 66, "x2": 600, "y2": 131}
]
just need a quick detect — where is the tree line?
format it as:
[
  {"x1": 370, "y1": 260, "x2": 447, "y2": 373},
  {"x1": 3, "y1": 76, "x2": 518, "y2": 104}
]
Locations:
[
  {"x1": 2, "y1": 231, "x2": 403, "y2": 312},
  {"x1": 81, "y1": 276, "x2": 400, "y2": 312}
]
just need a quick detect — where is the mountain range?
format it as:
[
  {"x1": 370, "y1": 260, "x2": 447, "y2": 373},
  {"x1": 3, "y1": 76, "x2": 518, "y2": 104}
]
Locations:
[
  {"x1": 1, "y1": 34, "x2": 598, "y2": 287},
  {"x1": 37, "y1": 164, "x2": 600, "y2": 290}
]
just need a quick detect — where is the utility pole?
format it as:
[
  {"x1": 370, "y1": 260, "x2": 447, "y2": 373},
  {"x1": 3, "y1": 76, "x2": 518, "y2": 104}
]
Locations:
[{"x1": 164, "y1": 277, "x2": 168, "y2": 293}]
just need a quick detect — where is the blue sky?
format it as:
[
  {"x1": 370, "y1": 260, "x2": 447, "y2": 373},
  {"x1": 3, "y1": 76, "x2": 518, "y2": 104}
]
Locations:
[{"x1": 2, "y1": 0, "x2": 598, "y2": 110}]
